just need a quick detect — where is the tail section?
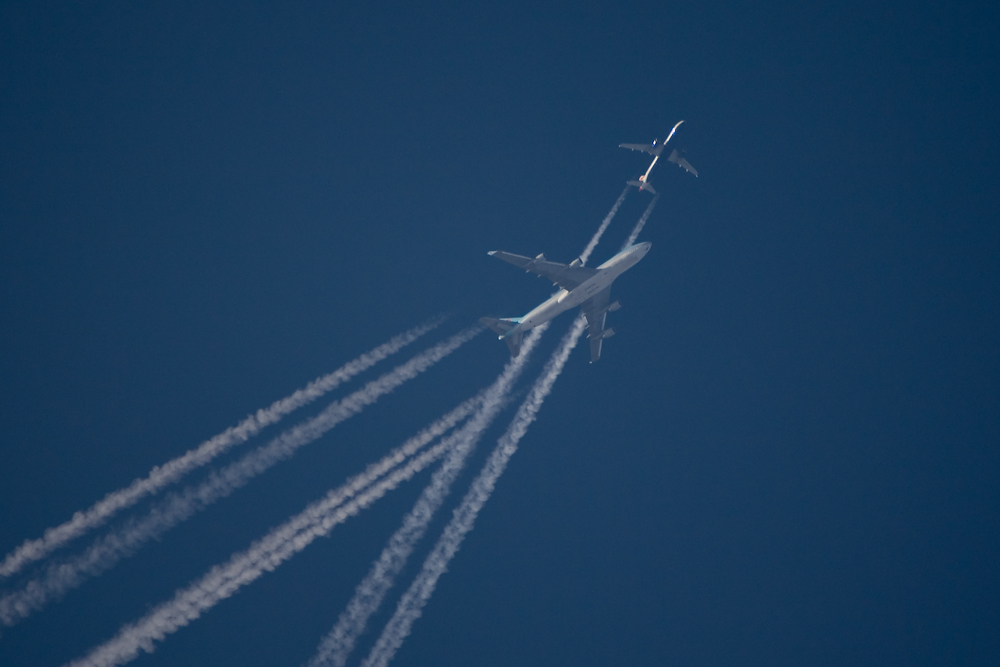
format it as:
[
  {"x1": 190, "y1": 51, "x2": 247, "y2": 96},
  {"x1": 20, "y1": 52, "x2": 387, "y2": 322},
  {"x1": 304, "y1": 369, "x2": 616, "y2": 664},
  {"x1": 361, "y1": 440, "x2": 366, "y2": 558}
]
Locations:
[
  {"x1": 627, "y1": 179, "x2": 657, "y2": 195},
  {"x1": 478, "y1": 317, "x2": 525, "y2": 357}
]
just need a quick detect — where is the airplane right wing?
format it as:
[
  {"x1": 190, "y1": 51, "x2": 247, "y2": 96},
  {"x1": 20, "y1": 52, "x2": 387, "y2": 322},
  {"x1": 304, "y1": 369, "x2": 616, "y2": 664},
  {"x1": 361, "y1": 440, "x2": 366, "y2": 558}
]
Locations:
[
  {"x1": 619, "y1": 142, "x2": 661, "y2": 156},
  {"x1": 581, "y1": 287, "x2": 620, "y2": 363},
  {"x1": 488, "y1": 251, "x2": 598, "y2": 291},
  {"x1": 668, "y1": 149, "x2": 698, "y2": 177}
]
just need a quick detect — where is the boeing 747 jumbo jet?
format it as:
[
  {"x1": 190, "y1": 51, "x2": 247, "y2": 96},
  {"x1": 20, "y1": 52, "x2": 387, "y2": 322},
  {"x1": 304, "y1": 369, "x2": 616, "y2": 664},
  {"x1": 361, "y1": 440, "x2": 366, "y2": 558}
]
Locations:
[
  {"x1": 619, "y1": 119, "x2": 697, "y2": 193},
  {"x1": 480, "y1": 242, "x2": 651, "y2": 362}
]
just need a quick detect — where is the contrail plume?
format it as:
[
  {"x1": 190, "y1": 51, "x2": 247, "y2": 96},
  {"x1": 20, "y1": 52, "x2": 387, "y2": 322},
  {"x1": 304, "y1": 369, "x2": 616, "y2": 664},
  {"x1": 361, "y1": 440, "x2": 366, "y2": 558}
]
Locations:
[
  {"x1": 63, "y1": 401, "x2": 480, "y2": 667},
  {"x1": 0, "y1": 317, "x2": 446, "y2": 581},
  {"x1": 578, "y1": 185, "x2": 629, "y2": 266},
  {"x1": 622, "y1": 193, "x2": 659, "y2": 249},
  {"x1": 306, "y1": 324, "x2": 548, "y2": 667},
  {"x1": 0, "y1": 326, "x2": 479, "y2": 627},
  {"x1": 360, "y1": 316, "x2": 587, "y2": 667}
]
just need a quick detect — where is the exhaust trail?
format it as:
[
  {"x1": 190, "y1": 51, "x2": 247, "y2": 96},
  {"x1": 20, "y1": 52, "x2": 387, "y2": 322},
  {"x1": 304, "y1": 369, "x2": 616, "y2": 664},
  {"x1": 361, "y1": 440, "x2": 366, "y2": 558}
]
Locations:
[
  {"x1": 0, "y1": 316, "x2": 446, "y2": 581},
  {"x1": 63, "y1": 397, "x2": 484, "y2": 667},
  {"x1": 360, "y1": 316, "x2": 587, "y2": 667},
  {"x1": 311, "y1": 180, "x2": 626, "y2": 667},
  {"x1": 578, "y1": 185, "x2": 629, "y2": 266},
  {"x1": 0, "y1": 325, "x2": 480, "y2": 628},
  {"x1": 622, "y1": 193, "x2": 659, "y2": 250},
  {"x1": 306, "y1": 325, "x2": 548, "y2": 667}
]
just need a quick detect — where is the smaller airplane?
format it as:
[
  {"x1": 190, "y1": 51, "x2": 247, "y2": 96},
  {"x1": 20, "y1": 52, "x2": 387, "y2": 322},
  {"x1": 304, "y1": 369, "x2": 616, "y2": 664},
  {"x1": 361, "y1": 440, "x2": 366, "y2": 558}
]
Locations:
[
  {"x1": 480, "y1": 242, "x2": 651, "y2": 363},
  {"x1": 619, "y1": 120, "x2": 697, "y2": 194}
]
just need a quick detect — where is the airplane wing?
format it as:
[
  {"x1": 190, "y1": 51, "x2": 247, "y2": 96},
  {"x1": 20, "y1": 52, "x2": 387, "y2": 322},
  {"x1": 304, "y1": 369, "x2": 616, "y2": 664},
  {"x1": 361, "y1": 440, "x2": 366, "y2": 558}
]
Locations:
[
  {"x1": 488, "y1": 251, "x2": 598, "y2": 291},
  {"x1": 581, "y1": 287, "x2": 616, "y2": 363},
  {"x1": 668, "y1": 149, "x2": 698, "y2": 177},
  {"x1": 619, "y1": 142, "x2": 661, "y2": 156}
]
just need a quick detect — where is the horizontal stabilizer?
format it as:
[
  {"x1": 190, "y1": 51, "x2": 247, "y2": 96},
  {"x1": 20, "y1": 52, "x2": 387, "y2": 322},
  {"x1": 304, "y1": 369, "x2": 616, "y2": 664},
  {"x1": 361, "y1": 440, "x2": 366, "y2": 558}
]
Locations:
[
  {"x1": 479, "y1": 317, "x2": 524, "y2": 357},
  {"x1": 627, "y1": 179, "x2": 657, "y2": 195},
  {"x1": 479, "y1": 316, "x2": 520, "y2": 336}
]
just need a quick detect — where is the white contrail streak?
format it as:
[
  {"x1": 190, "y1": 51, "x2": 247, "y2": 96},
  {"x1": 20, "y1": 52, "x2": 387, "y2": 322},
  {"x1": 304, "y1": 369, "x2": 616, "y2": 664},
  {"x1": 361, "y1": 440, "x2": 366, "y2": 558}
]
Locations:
[
  {"x1": 306, "y1": 325, "x2": 548, "y2": 667},
  {"x1": 0, "y1": 317, "x2": 446, "y2": 581},
  {"x1": 63, "y1": 398, "x2": 483, "y2": 667},
  {"x1": 0, "y1": 326, "x2": 479, "y2": 627},
  {"x1": 360, "y1": 316, "x2": 587, "y2": 667},
  {"x1": 622, "y1": 193, "x2": 659, "y2": 249},
  {"x1": 578, "y1": 185, "x2": 629, "y2": 266}
]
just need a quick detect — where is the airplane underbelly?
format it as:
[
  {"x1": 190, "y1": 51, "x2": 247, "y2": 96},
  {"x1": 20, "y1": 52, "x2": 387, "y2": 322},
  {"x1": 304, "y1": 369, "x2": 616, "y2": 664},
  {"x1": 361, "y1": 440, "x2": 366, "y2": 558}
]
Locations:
[
  {"x1": 564, "y1": 277, "x2": 612, "y2": 308},
  {"x1": 523, "y1": 298, "x2": 569, "y2": 327}
]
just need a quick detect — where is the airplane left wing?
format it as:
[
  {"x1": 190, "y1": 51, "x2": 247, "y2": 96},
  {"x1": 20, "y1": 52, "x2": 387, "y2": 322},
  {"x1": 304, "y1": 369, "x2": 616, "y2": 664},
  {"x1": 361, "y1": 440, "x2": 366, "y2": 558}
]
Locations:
[
  {"x1": 581, "y1": 287, "x2": 620, "y2": 363},
  {"x1": 619, "y1": 142, "x2": 661, "y2": 156},
  {"x1": 488, "y1": 250, "x2": 598, "y2": 291}
]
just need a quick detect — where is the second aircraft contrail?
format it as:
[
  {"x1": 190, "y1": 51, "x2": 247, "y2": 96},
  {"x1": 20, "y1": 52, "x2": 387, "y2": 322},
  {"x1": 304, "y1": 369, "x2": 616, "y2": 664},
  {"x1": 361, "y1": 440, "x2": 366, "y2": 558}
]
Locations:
[
  {"x1": 579, "y1": 185, "x2": 630, "y2": 266},
  {"x1": 622, "y1": 193, "x2": 659, "y2": 250}
]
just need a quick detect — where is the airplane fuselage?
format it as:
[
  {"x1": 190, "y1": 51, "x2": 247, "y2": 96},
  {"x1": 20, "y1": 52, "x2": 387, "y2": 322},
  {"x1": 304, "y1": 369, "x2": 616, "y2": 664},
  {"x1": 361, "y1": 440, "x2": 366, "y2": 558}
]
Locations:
[
  {"x1": 640, "y1": 153, "x2": 661, "y2": 184},
  {"x1": 502, "y1": 242, "x2": 651, "y2": 338}
]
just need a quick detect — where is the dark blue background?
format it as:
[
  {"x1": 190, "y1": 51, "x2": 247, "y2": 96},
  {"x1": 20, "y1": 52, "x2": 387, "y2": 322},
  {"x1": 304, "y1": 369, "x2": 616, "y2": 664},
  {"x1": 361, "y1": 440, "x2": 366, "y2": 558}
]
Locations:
[{"x1": 2, "y1": 2, "x2": 997, "y2": 665}]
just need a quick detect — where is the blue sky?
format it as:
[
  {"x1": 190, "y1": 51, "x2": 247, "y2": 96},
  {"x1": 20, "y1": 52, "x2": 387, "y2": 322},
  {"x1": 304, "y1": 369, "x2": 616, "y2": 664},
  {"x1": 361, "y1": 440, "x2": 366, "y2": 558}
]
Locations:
[{"x1": 1, "y1": 2, "x2": 998, "y2": 665}]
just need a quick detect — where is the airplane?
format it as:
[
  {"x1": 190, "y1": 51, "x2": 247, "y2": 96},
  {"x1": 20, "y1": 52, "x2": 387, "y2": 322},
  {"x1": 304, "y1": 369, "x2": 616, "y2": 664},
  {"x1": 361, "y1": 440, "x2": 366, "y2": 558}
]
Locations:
[
  {"x1": 619, "y1": 119, "x2": 697, "y2": 194},
  {"x1": 480, "y1": 241, "x2": 651, "y2": 363}
]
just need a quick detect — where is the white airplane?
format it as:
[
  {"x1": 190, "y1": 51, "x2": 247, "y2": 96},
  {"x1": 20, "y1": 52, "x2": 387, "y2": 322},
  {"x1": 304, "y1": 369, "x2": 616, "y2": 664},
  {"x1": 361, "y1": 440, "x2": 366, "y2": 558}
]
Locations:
[
  {"x1": 619, "y1": 119, "x2": 697, "y2": 194},
  {"x1": 480, "y1": 241, "x2": 651, "y2": 362}
]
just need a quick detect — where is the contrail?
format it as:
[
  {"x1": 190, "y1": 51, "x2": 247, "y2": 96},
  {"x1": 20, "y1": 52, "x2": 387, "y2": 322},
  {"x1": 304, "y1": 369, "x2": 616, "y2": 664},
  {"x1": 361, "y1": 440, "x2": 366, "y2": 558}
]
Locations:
[
  {"x1": 622, "y1": 193, "x2": 659, "y2": 249},
  {"x1": 306, "y1": 325, "x2": 548, "y2": 667},
  {"x1": 310, "y1": 183, "x2": 627, "y2": 667},
  {"x1": 578, "y1": 185, "x2": 629, "y2": 266},
  {"x1": 360, "y1": 316, "x2": 587, "y2": 667},
  {"x1": 0, "y1": 317, "x2": 446, "y2": 581},
  {"x1": 63, "y1": 396, "x2": 485, "y2": 667},
  {"x1": 0, "y1": 325, "x2": 479, "y2": 627}
]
